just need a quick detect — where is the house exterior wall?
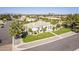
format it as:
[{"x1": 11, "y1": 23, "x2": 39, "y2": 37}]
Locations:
[
  {"x1": 32, "y1": 27, "x2": 38, "y2": 31},
  {"x1": 27, "y1": 25, "x2": 53, "y2": 35}
]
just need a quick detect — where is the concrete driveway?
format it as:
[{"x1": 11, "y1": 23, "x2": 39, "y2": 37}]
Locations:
[
  {"x1": 24, "y1": 33, "x2": 79, "y2": 51},
  {"x1": 0, "y1": 21, "x2": 12, "y2": 51}
]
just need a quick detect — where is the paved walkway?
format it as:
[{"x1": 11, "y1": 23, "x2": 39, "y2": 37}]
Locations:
[{"x1": 13, "y1": 31, "x2": 77, "y2": 51}]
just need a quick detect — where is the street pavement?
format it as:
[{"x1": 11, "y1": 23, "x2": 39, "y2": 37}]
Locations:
[
  {"x1": 24, "y1": 33, "x2": 79, "y2": 51},
  {"x1": 0, "y1": 21, "x2": 12, "y2": 51}
]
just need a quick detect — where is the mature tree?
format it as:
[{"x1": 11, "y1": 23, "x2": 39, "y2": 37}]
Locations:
[
  {"x1": 62, "y1": 14, "x2": 74, "y2": 28},
  {"x1": 12, "y1": 15, "x2": 20, "y2": 19},
  {"x1": 71, "y1": 14, "x2": 79, "y2": 32},
  {"x1": 52, "y1": 26, "x2": 55, "y2": 31},
  {"x1": 65, "y1": 14, "x2": 73, "y2": 26},
  {"x1": 9, "y1": 20, "x2": 24, "y2": 38},
  {"x1": 63, "y1": 14, "x2": 79, "y2": 32},
  {"x1": 73, "y1": 22, "x2": 79, "y2": 32},
  {"x1": 0, "y1": 14, "x2": 11, "y2": 21},
  {"x1": 61, "y1": 16, "x2": 66, "y2": 21},
  {"x1": 56, "y1": 24, "x2": 61, "y2": 28}
]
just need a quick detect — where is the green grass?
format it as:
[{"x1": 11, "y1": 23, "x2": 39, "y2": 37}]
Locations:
[
  {"x1": 50, "y1": 19, "x2": 59, "y2": 25},
  {"x1": 23, "y1": 32, "x2": 54, "y2": 42},
  {"x1": 53, "y1": 28, "x2": 71, "y2": 35}
]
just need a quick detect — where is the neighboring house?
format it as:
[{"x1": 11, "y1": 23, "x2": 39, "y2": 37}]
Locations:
[
  {"x1": 39, "y1": 16, "x2": 61, "y2": 20},
  {"x1": 24, "y1": 20, "x2": 53, "y2": 35},
  {"x1": 26, "y1": 17, "x2": 38, "y2": 22},
  {"x1": 18, "y1": 16, "x2": 38, "y2": 22},
  {"x1": 46, "y1": 16, "x2": 61, "y2": 20},
  {"x1": 17, "y1": 15, "x2": 26, "y2": 21}
]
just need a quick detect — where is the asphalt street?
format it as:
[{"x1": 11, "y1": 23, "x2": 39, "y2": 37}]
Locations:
[
  {"x1": 24, "y1": 33, "x2": 79, "y2": 51},
  {"x1": 0, "y1": 21, "x2": 12, "y2": 51}
]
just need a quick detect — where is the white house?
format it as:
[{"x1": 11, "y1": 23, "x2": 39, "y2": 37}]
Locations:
[{"x1": 24, "y1": 20, "x2": 53, "y2": 35}]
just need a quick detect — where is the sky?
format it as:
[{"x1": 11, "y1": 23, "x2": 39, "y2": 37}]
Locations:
[{"x1": 0, "y1": 7, "x2": 79, "y2": 14}]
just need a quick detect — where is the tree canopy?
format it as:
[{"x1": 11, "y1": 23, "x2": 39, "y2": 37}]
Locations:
[{"x1": 9, "y1": 20, "x2": 24, "y2": 37}]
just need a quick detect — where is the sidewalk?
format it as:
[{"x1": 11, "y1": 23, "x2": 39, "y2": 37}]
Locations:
[
  {"x1": 13, "y1": 31, "x2": 77, "y2": 51},
  {"x1": 74, "y1": 48, "x2": 79, "y2": 51}
]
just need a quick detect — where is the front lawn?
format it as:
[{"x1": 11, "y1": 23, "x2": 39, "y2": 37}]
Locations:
[
  {"x1": 53, "y1": 28, "x2": 71, "y2": 35},
  {"x1": 23, "y1": 32, "x2": 54, "y2": 42}
]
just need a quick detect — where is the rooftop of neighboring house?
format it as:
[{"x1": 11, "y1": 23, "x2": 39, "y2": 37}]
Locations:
[
  {"x1": 39, "y1": 16, "x2": 61, "y2": 19},
  {"x1": 17, "y1": 15, "x2": 38, "y2": 21},
  {"x1": 17, "y1": 15, "x2": 62, "y2": 21},
  {"x1": 24, "y1": 20, "x2": 52, "y2": 28},
  {"x1": 26, "y1": 17, "x2": 38, "y2": 22},
  {"x1": 46, "y1": 16, "x2": 61, "y2": 20},
  {"x1": 19, "y1": 15, "x2": 26, "y2": 21}
]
